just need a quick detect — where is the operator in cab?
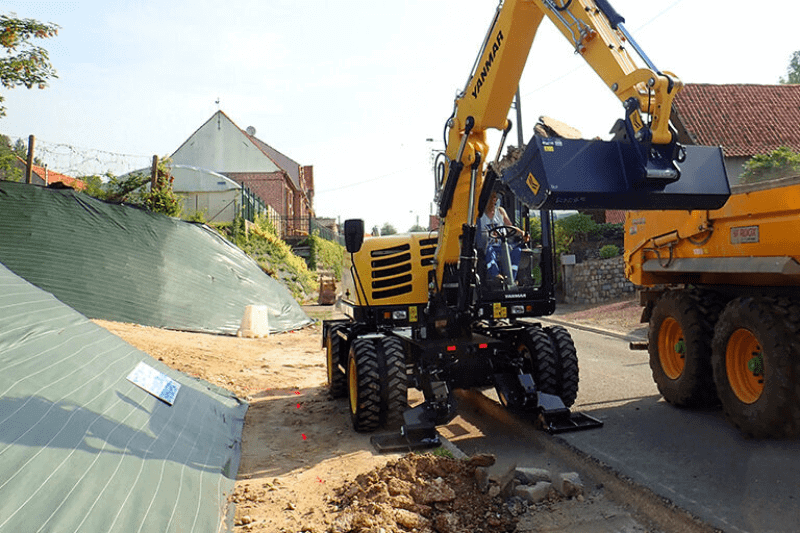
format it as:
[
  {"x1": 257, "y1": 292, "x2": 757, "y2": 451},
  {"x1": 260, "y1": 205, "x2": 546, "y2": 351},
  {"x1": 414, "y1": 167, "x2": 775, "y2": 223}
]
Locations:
[{"x1": 477, "y1": 189, "x2": 525, "y2": 288}]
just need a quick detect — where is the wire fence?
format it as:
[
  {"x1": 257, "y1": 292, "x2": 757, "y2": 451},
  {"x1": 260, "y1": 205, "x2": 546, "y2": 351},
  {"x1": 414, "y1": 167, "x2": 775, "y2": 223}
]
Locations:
[{"x1": 13, "y1": 135, "x2": 152, "y2": 178}]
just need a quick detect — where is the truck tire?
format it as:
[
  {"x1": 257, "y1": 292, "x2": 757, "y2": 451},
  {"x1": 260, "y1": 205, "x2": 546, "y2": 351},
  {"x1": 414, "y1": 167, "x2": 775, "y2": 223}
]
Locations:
[
  {"x1": 518, "y1": 326, "x2": 559, "y2": 399},
  {"x1": 544, "y1": 325, "x2": 579, "y2": 408},
  {"x1": 377, "y1": 335, "x2": 408, "y2": 429},
  {"x1": 347, "y1": 337, "x2": 381, "y2": 432},
  {"x1": 712, "y1": 297, "x2": 800, "y2": 438},
  {"x1": 648, "y1": 290, "x2": 718, "y2": 407},
  {"x1": 326, "y1": 328, "x2": 347, "y2": 398}
]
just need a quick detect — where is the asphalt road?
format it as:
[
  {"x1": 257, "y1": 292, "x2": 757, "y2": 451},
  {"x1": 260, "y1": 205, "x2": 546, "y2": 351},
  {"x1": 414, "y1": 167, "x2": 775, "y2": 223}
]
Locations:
[{"x1": 552, "y1": 324, "x2": 800, "y2": 533}]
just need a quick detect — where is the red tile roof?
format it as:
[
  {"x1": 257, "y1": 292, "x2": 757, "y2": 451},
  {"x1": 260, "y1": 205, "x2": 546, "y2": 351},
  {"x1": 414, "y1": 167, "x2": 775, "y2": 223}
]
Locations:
[{"x1": 673, "y1": 84, "x2": 800, "y2": 157}]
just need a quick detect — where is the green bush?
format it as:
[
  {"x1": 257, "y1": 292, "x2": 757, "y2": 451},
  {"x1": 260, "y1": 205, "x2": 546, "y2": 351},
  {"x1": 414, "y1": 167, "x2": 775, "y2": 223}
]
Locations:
[
  {"x1": 304, "y1": 231, "x2": 344, "y2": 279},
  {"x1": 740, "y1": 146, "x2": 800, "y2": 184},
  {"x1": 599, "y1": 244, "x2": 620, "y2": 259},
  {"x1": 557, "y1": 213, "x2": 597, "y2": 237},
  {"x1": 214, "y1": 215, "x2": 318, "y2": 303}
]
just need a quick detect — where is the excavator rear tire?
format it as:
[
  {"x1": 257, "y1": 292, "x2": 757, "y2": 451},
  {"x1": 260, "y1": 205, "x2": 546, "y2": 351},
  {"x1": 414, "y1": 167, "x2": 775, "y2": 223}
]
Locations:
[
  {"x1": 712, "y1": 296, "x2": 800, "y2": 438},
  {"x1": 326, "y1": 328, "x2": 347, "y2": 398},
  {"x1": 545, "y1": 325, "x2": 579, "y2": 408},
  {"x1": 348, "y1": 337, "x2": 381, "y2": 432},
  {"x1": 518, "y1": 325, "x2": 559, "y2": 398},
  {"x1": 648, "y1": 290, "x2": 719, "y2": 407}
]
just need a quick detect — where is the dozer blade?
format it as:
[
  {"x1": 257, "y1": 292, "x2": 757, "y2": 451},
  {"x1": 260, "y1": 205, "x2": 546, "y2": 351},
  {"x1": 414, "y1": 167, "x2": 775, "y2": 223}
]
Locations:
[{"x1": 501, "y1": 135, "x2": 730, "y2": 211}]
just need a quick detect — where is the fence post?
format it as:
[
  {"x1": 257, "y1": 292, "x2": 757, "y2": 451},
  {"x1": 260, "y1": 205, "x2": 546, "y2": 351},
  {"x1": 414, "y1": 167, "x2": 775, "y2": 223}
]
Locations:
[
  {"x1": 150, "y1": 155, "x2": 158, "y2": 191},
  {"x1": 25, "y1": 135, "x2": 35, "y2": 184}
]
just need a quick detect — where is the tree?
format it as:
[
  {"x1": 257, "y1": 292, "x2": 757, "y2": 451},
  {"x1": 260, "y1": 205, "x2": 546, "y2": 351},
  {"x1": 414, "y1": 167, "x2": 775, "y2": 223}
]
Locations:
[
  {"x1": 380, "y1": 222, "x2": 397, "y2": 235},
  {"x1": 780, "y1": 51, "x2": 800, "y2": 84},
  {"x1": 0, "y1": 14, "x2": 59, "y2": 117},
  {"x1": 408, "y1": 223, "x2": 426, "y2": 232}
]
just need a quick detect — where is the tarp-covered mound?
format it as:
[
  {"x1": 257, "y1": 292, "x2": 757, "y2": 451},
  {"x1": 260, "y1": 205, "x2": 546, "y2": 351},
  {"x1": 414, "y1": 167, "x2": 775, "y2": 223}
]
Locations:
[
  {"x1": 0, "y1": 262, "x2": 247, "y2": 532},
  {"x1": 0, "y1": 181, "x2": 312, "y2": 335}
]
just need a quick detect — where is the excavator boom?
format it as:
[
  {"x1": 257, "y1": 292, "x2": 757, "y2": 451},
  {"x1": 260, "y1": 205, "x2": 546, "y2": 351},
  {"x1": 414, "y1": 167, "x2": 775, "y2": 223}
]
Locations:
[{"x1": 435, "y1": 0, "x2": 730, "y2": 290}]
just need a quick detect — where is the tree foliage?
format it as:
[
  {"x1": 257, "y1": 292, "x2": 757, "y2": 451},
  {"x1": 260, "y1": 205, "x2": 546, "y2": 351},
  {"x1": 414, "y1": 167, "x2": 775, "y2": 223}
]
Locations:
[
  {"x1": 0, "y1": 14, "x2": 59, "y2": 117},
  {"x1": 740, "y1": 146, "x2": 800, "y2": 184},
  {"x1": 780, "y1": 50, "x2": 800, "y2": 84},
  {"x1": 81, "y1": 158, "x2": 183, "y2": 217},
  {"x1": 0, "y1": 133, "x2": 21, "y2": 181},
  {"x1": 380, "y1": 222, "x2": 397, "y2": 235}
]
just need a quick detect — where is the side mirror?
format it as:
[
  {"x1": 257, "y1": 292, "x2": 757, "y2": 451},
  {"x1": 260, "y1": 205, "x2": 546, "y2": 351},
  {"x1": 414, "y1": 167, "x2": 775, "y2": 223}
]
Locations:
[{"x1": 344, "y1": 219, "x2": 365, "y2": 253}]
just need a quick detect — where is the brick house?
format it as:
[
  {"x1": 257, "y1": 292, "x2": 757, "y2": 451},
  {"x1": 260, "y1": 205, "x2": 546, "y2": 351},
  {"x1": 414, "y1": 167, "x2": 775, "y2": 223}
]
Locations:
[
  {"x1": 171, "y1": 111, "x2": 314, "y2": 235},
  {"x1": 672, "y1": 83, "x2": 800, "y2": 185}
]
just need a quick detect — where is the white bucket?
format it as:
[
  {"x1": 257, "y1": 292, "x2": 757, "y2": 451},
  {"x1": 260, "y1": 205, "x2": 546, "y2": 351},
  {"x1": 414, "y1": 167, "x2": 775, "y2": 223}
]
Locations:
[{"x1": 238, "y1": 305, "x2": 270, "y2": 338}]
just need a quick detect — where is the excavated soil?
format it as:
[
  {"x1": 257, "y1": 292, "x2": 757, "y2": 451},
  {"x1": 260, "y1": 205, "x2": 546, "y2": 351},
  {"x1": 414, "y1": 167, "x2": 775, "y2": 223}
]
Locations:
[{"x1": 93, "y1": 298, "x2": 655, "y2": 533}]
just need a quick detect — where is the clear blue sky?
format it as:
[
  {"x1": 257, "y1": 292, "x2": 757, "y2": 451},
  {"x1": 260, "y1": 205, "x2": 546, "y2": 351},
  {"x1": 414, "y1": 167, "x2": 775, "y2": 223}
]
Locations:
[{"x1": 3, "y1": 1, "x2": 798, "y2": 231}]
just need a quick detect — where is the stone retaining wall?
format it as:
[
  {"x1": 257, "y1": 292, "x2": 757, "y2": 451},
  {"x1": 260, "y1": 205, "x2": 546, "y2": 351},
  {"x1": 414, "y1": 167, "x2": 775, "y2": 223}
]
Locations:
[{"x1": 562, "y1": 255, "x2": 636, "y2": 304}]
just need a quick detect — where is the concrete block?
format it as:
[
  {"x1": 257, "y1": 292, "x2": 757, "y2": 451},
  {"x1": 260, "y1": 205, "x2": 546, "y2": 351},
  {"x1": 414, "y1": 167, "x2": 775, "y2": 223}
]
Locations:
[
  {"x1": 515, "y1": 467, "x2": 551, "y2": 485},
  {"x1": 514, "y1": 481, "x2": 552, "y2": 504},
  {"x1": 238, "y1": 305, "x2": 270, "y2": 338},
  {"x1": 555, "y1": 472, "x2": 584, "y2": 498}
]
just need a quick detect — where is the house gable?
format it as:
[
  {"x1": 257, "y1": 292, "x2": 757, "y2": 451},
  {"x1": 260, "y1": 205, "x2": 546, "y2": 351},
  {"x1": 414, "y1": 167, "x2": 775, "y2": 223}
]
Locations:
[{"x1": 171, "y1": 111, "x2": 282, "y2": 174}]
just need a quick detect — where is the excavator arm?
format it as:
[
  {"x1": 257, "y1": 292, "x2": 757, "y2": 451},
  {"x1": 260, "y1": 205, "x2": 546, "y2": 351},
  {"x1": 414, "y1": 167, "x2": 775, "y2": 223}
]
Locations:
[{"x1": 434, "y1": 0, "x2": 730, "y2": 294}]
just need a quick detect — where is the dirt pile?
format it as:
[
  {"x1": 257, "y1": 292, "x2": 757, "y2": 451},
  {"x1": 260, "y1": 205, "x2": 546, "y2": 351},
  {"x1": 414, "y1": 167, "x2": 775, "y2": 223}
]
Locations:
[{"x1": 326, "y1": 453, "x2": 545, "y2": 533}]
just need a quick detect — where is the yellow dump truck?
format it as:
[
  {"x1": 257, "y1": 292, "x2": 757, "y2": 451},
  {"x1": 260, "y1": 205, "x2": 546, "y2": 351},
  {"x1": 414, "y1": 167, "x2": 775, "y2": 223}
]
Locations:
[{"x1": 625, "y1": 176, "x2": 800, "y2": 438}]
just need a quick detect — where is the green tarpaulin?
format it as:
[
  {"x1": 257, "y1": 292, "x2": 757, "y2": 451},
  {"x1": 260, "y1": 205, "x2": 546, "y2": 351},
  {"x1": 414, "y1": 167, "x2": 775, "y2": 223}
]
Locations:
[
  {"x1": 0, "y1": 262, "x2": 247, "y2": 532},
  {"x1": 0, "y1": 181, "x2": 312, "y2": 335}
]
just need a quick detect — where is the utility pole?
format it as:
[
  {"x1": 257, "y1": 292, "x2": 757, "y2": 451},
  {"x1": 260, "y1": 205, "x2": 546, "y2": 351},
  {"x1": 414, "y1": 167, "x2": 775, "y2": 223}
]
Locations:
[
  {"x1": 514, "y1": 88, "x2": 524, "y2": 148},
  {"x1": 25, "y1": 135, "x2": 35, "y2": 184}
]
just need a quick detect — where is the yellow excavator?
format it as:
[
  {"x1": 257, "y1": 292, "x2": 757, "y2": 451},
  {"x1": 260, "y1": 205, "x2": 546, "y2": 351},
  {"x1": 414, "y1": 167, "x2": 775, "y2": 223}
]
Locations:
[{"x1": 324, "y1": 0, "x2": 731, "y2": 451}]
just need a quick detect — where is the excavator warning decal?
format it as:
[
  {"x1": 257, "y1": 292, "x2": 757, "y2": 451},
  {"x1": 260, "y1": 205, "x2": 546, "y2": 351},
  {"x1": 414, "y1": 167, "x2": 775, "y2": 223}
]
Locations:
[
  {"x1": 493, "y1": 302, "x2": 507, "y2": 318},
  {"x1": 526, "y1": 173, "x2": 540, "y2": 195}
]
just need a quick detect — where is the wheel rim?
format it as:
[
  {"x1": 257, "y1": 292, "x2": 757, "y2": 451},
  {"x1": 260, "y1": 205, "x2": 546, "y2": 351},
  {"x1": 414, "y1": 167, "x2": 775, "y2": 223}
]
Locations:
[
  {"x1": 658, "y1": 317, "x2": 685, "y2": 380},
  {"x1": 726, "y1": 328, "x2": 764, "y2": 404},
  {"x1": 348, "y1": 355, "x2": 358, "y2": 414}
]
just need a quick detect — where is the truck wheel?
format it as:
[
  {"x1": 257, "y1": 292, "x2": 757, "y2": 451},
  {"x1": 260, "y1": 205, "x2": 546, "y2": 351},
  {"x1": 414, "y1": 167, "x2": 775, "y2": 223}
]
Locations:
[
  {"x1": 648, "y1": 290, "x2": 718, "y2": 407},
  {"x1": 518, "y1": 326, "x2": 559, "y2": 399},
  {"x1": 325, "y1": 328, "x2": 347, "y2": 398},
  {"x1": 544, "y1": 325, "x2": 579, "y2": 408},
  {"x1": 712, "y1": 297, "x2": 800, "y2": 438},
  {"x1": 347, "y1": 337, "x2": 381, "y2": 432},
  {"x1": 377, "y1": 335, "x2": 408, "y2": 429}
]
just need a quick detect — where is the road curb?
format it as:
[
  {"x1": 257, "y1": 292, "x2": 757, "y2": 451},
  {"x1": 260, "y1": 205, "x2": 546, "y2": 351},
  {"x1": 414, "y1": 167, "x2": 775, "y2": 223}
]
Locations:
[
  {"x1": 454, "y1": 389, "x2": 720, "y2": 533},
  {"x1": 539, "y1": 316, "x2": 647, "y2": 343}
]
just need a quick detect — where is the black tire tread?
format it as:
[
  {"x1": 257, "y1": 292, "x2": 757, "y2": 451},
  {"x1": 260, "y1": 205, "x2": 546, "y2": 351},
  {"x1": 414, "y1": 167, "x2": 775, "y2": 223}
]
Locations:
[
  {"x1": 648, "y1": 289, "x2": 721, "y2": 407},
  {"x1": 348, "y1": 337, "x2": 381, "y2": 432},
  {"x1": 326, "y1": 330, "x2": 347, "y2": 398},
  {"x1": 544, "y1": 325, "x2": 579, "y2": 408},
  {"x1": 711, "y1": 296, "x2": 800, "y2": 438}
]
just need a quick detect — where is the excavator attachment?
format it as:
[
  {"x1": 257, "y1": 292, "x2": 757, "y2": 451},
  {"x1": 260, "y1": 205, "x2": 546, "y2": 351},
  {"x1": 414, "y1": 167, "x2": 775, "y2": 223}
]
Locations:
[{"x1": 501, "y1": 134, "x2": 731, "y2": 211}]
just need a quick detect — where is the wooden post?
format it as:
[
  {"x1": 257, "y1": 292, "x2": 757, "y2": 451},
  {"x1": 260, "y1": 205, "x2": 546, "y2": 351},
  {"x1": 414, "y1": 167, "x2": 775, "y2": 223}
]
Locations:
[
  {"x1": 150, "y1": 155, "x2": 158, "y2": 191},
  {"x1": 25, "y1": 135, "x2": 35, "y2": 184}
]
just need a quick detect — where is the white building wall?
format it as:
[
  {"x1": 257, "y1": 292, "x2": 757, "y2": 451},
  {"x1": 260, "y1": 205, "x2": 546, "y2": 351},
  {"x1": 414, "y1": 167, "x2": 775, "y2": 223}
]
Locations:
[{"x1": 171, "y1": 113, "x2": 281, "y2": 174}]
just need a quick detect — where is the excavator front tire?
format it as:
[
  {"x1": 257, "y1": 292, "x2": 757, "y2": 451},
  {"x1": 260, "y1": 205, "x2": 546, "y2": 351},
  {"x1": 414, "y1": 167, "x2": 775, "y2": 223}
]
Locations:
[
  {"x1": 348, "y1": 337, "x2": 381, "y2": 432},
  {"x1": 376, "y1": 335, "x2": 408, "y2": 429}
]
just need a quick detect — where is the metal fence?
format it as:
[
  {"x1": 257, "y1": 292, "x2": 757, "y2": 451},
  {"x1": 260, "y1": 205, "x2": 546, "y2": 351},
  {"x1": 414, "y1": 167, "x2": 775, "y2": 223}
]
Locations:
[{"x1": 281, "y1": 215, "x2": 344, "y2": 245}]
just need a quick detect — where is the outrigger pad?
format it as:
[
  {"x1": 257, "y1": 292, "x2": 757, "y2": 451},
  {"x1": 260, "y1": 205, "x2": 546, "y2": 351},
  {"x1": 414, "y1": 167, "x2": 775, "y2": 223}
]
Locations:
[
  {"x1": 500, "y1": 135, "x2": 731, "y2": 211},
  {"x1": 370, "y1": 427, "x2": 441, "y2": 453}
]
